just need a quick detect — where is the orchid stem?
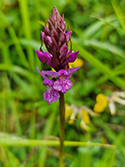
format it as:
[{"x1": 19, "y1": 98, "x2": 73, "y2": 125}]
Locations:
[{"x1": 59, "y1": 92, "x2": 65, "y2": 167}]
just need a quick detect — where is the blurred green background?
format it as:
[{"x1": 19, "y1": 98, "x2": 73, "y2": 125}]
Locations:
[{"x1": 0, "y1": 0, "x2": 125, "y2": 166}]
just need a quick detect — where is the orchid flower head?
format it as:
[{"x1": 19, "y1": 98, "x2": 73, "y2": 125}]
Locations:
[{"x1": 35, "y1": 7, "x2": 80, "y2": 104}]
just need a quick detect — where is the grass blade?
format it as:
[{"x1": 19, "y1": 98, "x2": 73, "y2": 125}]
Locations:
[
  {"x1": 112, "y1": 0, "x2": 125, "y2": 33},
  {"x1": 72, "y1": 40, "x2": 125, "y2": 89},
  {"x1": 0, "y1": 139, "x2": 116, "y2": 148},
  {"x1": 18, "y1": 0, "x2": 34, "y2": 70}
]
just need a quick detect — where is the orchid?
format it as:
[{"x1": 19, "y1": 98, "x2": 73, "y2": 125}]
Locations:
[
  {"x1": 35, "y1": 7, "x2": 80, "y2": 165},
  {"x1": 36, "y1": 7, "x2": 80, "y2": 105}
]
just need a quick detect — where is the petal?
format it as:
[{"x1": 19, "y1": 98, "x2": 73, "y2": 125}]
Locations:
[
  {"x1": 113, "y1": 96, "x2": 125, "y2": 105},
  {"x1": 41, "y1": 33, "x2": 52, "y2": 47},
  {"x1": 70, "y1": 58, "x2": 84, "y2": 68},
  {"x1": 43, "y1": 78, "x2": 54, "y2": 87},
  {"x1": 60, "y1": 45, "x2": 68, "y2": 56},
  {"x1": 59, "y1": 31, "x2": 65, "y2": 43},
  {"x1": 94, "y1": 103, "x2": 105, "y2": 113},
  {"x1": 53, "y1": 79, "x2": 73, "y2": 94},
  {"x1": 68, "y1": 113, "x2": 76, "y2": 124},
  {"x1": 57, "y1": 69, "x2": 68, "y2": 78},
  {"x1": 116, "y1": 91, "x2": 125, "y2": 98},
  {"x1": 65, "y1": 103, "x2": 72, "y2": 118},
  {"x1": 36, "y1": 67, "x2": 47, "y2": 79},
  {"x1": 61, "y1": 20, "x2": 66, "y2": 32},
  {"x1": 46, "y1": 36, "x2": 52, "y2": 47},
  {"x1": 66, "y1": 66, "x2": 80, "y2": 79},
  {"x1": 66, "y1": 31, "x2": 72, "y2": 42},
  {"x1": 108, "y1": 101, "x2": 116, "y2": 115},
  {"x1": 42, "y1": 70, "x2": 57, "y2": 78},
  {"x1": 96, "y1": 93, "x2": 108, "y2": 108},
  {"x1": 80, "y1": 120, "x2": 90, "y2": 131},
  {"x1": 68, "y1": 51, "x2": 79, "y2": 63},
  {"x1": 41, "y1": 31, "x2": 45, "y2": 41},
  {"x1": 43, "y1": 86, "x2": 60, "y2": 105},
  {"x1": 35, "y1": 50, "x2": 52, "y2": 64},
  {"x1": 81, "y1": 110, "x2": 90, "y2": 124}
]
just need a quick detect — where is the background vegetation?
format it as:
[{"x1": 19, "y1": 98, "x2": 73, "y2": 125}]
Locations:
[{"x1": 0, "y1": 0, "x2": 125, "y2": 166}]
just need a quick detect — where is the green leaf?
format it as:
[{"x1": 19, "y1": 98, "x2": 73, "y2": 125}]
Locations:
[
  {"x1": 83, "y1": 39, "x2": 125, "y2": 61},
  {"x1": 18, "y1": 0, "x2": 34, "y2": 70},
  {"x1": 112, "y1": 0, "x2": 125, "y2": 33}
]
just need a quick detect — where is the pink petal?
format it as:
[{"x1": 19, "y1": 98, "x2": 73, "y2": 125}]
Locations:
[
  {"x1": 42, "y1": 70, "x2": 57, "y2": 78},
  {"x1": 68, "y1": 51, "x2": 79, "y2": 63},
  {"x1": 44, "y1": 86, "x2": 60, "y2": 105},
  {"x1": 53, "y1": 79, "x2": 73, "y2": 94},
  {"x1": 57, "y1": 69, "x2": 68, "y2": 78},
  {"x1": 35, "y1": 50, "x2": 52, "y2": 64},
  {"x1": 66, "y1": 31, "x2": 72, "y2": 42},
  {"x1": 60, "y1": 45, "x2": 68, "y2": 56},
  {"x1": 67, "y1": 66, "x2": 80, "y2": 79}
]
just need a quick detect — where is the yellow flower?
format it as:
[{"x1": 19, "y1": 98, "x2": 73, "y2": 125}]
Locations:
[
  {"x1": 52, "y1": 58, "x2": 83, "y2": 71},
  {"x1": 80, "y1": 120, "x2": 90, "y2": 131},
  {"x1": 81, "y1": 110, "x2": 90, "y2": 124},
  {"x1": 67, "y1": 112, "x2": 76, "y2": 124},
  {"x1": 94, "y1": 93, "x2": 108, "y2": 112},
  {"x1": 68, "y1": 119, "x2": 75, "y2": 124},
  {"x1": 94, "y1": 103, "x2": 105, "y2": 112},
  {"x1": 65, "y1": 103, "x2": 72, "y2": 119},
  {"x1": 96, "y1": 94, "x2": 108, "y2": 108},
  {"x1": 51, "y1": 68, "x2": 56, "y2": 71},
  {"x1": 69, "y1": 58, "x2": 84, "y2": 68}
]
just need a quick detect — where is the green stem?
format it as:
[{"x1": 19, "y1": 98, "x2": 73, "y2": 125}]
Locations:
[{"x1": 59, "y1": 92, "x2": 65, "y2": 167}]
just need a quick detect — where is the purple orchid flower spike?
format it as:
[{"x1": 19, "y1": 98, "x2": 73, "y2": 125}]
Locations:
[
  {"x1": 36, "y1": 67, "x2": 60, "y2": 105},
  {"x1": 36, "y1": 7, "x2": 80, "y2": 104},
  {"x1": 35, "y1": 7, "x2": 81, "y2": 165}
]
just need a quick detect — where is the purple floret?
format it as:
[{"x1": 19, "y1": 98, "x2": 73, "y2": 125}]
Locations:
[
  {"x1": 42, "y1": 67, "x2": 80, "y2": 94},
  {"x1": 44, "y1": 85, "x2": 60, "y2": 105},
  {"x1": 36, "y1": 67, "x2": 60, "y2": 105},
  {"x1": 35, "y1": 50, "x2": 52, "y2": 64}
]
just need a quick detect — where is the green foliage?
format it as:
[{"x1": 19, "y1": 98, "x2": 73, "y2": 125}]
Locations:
[{"x1": 0, "y1": 0, "x2": 125, "y2": 166}]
